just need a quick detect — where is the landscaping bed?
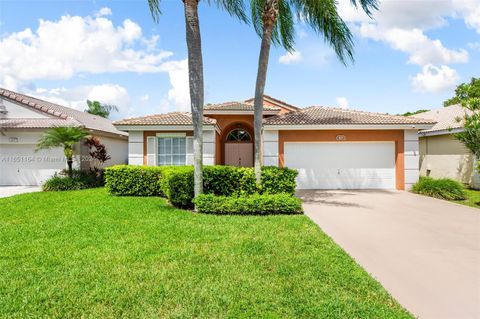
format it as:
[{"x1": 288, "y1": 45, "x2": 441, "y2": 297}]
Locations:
[
  {"x1": 0, "y1": 189, "x2": 412, "y2": 318},
  {"x1": 105, "y1": 165, "x2": 301, "y2": 213}
]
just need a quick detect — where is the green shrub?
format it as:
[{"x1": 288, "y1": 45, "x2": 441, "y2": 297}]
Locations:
[
  {"x1": 261, "y1": 166, "x2": 298, "y2": 195},
  {"x1": 411, "y1": 176, "x2": 466, "y2": 200},
  {"x1": 203, "y1": 166, "x2": 256, "y2": 196},
  {"x1": 194, "y1": 193, "x2": 303, "y2": 215},
  {"x1": 43, "y1": 169, "x2": 104, "y2": 191},
  {"x1": 104, "y1": 165, "x2": 299, "y2": 209},
  {"x1": 104, "y1": 165, "x2": 164, "y2": 196},
  {"x1": 161, "y1": 166, "x2": 194, "y2": 208}
]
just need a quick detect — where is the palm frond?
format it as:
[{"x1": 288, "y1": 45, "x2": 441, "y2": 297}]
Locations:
[
  {"x1": 36, "y1": 127, "x2": 89, "y2": 152},
  {"x1": 213, "y1": 0, "x2": 249, "y2": 23},
  {"x1": 147, "y1": 0, "x2": 162, "y2": 23},
  {"x1": 349, "y1": 0, "x2": 379, "y2": 18},
  {"x1": 290, "y1": 0, "x2": 354, "y2": 65}
]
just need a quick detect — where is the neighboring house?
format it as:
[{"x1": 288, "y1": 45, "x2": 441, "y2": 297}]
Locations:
[
  {"x1": 0, "y1": 88, "x2": 128, "y2": 186},
  {"x1": 412, "y1": 105, "x2": 479, "y2": 188},
  {"x1": 114, "y1": 96, "x2": 435, "y2": 190}
]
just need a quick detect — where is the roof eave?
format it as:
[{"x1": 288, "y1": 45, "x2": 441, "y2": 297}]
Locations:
[
  {"x1": 263, "y1": 124, "x2": 436, "y2": 130},
  {"x1": 204, "y1": 110, "x2": 279, "y2": 115},
  {"x1": 114, "y1": 124, "x2": 217, "y2": 132}
]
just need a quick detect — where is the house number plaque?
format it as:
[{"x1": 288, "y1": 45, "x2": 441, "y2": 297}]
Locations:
[{"x1": 336, "y1": 135, "x2": 346, "y2": 141}]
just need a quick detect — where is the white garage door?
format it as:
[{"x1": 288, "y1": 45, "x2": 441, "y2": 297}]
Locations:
[
  {"x1": 0, "y1": 144, "x2": 65, "y2": 186},
  {"x1": 285, "y1": 142, "x2": 395, "y2": 189}
]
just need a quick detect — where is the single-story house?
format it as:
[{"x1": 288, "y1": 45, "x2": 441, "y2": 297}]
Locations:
[
  {"x1": 114, "y1": 95, "x2": 435, "y2": 190},
  {"x1": 412, "y1": 105, "x2": 480, "y2": 188},
  {"x1": 0, "y1": 88, "x2": 128, "y2": 186}
]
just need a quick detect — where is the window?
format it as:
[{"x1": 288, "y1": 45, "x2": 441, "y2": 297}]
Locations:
[
  {"x1": 226, "y1": 129, "x2": 251, "y2": 142},
  {"x1": 157, "y1": 137, "x2": 186, "y2": 165}
]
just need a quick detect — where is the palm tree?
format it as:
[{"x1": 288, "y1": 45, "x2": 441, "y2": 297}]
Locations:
[
  {"x1": 250, "y1": 0, "x2": 378, "y2": 183},
  {"x1": 85, "y1": 100, "x2": 119, "y2": 118},
  {"x1": 36, "y1": 127, "x2": 89, "y2": 176},
  {"x1": 147, "y1": 0, "x2": 247, "y2": 199}
]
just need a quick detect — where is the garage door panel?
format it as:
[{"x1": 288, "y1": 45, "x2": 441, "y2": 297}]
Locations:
[
  {"x1": 0, "y1": 144, "x2": 65, "y2": 186},
  {"x1": 285, "y1": 142, "x2": 395, "y2": 190}
]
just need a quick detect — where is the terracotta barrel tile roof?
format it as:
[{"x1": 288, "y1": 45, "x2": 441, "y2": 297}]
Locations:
[
  {"x1": 411, "y1": 104, "x2": 470, "y2": 132},
  {"x1": 205, "y1": 101, "x2": 279, "y2": 111},
  {"x1": 264, "y1": 106, "x2": 438, "y2": 126},
  {"x1": 114, "y1": 112, "x2": 217, "y2": 126},
  {"x1": 0, "y1": 88, "x2": 126, "y2": 135},
  {"x1": 0, "y1": 118, "x2": 80, "y2": 129}
]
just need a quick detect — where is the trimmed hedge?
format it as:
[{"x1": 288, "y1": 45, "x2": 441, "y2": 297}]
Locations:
[
  {"x1": 43, "y1": 169, "x2": 104, "y2": 191},
  {"x1": 411, "y1": 176, "x2": 466, "y2": 200},
  {"x1": 261, "y1": 166, "x2": 298, "y2": 195},
  {"x1": 104, "y1": 165, "x2": 164, "y2": 196},
  {"x1": 194, "y1": 193, "x2": 303, "y2": 215},
  {"x1": 105, "y1": 165, "x2": 298, "y2": 208}
]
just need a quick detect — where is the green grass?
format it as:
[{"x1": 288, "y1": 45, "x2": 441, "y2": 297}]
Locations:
[
  {"x1": 454, "y1": 189, "x2": 480, "y2": 208},
  {"x1": 0, "y1": 189, "x2": 412, "y2": 318}
]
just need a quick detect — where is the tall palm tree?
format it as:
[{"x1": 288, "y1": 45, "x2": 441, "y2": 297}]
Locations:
[
  {"x1": 36, "y1": 127, "x2": 89, "y2": 176},
  {"x1": 148, "y1": 0, "x2": 247, "y2": 199},
  {"x1": 250, "y1": 0, "x2": 378, "y2": 183}
]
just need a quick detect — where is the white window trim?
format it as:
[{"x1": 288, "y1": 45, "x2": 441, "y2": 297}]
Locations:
[
  {"x1": 157, "y1": 135, "x2": 187, "y2": 166},
  {"x1": 156, "y1": 132, "x2": 187, "y2": 138}
]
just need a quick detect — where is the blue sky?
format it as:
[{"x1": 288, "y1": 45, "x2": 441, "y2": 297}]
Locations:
[{"x1": 0, "y1": 0, "x2": 479, "y2": 119}]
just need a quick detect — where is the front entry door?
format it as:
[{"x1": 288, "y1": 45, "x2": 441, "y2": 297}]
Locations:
[{"x1": 225, "y1": 143, "x2": 253, "y2": 167}]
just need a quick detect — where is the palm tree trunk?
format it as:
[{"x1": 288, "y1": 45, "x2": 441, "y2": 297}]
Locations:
[
  {"x1": 184, "y1": 0, "x2": 204, "y2": 200},
  {"x1": 253, "y1": 19, "x2": 275, "y2": 184},
  {"x1": 67, "y1": 157, "x2": 73, "y2": 176}
]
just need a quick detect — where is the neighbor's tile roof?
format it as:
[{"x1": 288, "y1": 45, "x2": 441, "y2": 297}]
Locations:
[
  {"x1": 244, "y1": 94, "x2": 300, "y2": 111},
  {"x1": 205, "y1": 101, "x2": 280, "y2": 111},
  {"x1": 0, "y1": 118, "x2": 80, "y2": 128},
  {"x1": 411, "y1": 104, "x2": 470, "y2": 133},
  {"x1": 0, "y1": 88, "x2": 127, "y2": 135},
  {"x1": 114, "y1": 112, "x2": 217, "y2": 126},
  {"x1": 264, "y1": 106, "x2": 438, "y2": 126}
]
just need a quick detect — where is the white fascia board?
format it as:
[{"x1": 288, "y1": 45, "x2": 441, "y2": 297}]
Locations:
[
  {"x1": 264, "y1": 124, "x2": 436, "y2": 130},
  {"x1": 204, "y1": 110, "x2": 279, "y2": 115},
  {"x1": 418, "y1": 127, "x2": 464, "y2": 137},
  {"x1": 114, "y1": 125, "x2": 216, "y2": 131}
]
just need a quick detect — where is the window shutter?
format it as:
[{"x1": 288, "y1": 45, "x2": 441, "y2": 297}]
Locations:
[
  {"x1": 186, "y1": 136, "x2": 194, "y2": 165},
  {"x1": 147, "y1": 136, "x2": 156, "y2": 166}
]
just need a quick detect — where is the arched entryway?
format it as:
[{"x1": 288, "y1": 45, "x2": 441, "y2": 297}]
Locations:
[{"x1": 223, "y1": 125, "x2": 253, "y2": 167}]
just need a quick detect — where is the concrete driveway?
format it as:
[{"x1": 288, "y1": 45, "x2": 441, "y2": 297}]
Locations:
[
  {"x1": 0, "y1": 186, "x2": 41, "y2": 198},
  {"x1": 299, "y1": 190, "x2": 480, "y2": 319}
]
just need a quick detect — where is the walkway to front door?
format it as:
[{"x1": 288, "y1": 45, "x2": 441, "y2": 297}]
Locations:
[{"x1": 224, "y1": 128, "x2": 253, "y2": 167}]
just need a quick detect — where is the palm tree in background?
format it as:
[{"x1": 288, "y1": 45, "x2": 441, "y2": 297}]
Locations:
[
  {"x1": 36, "y1": 127, "x2": 89, "y2": 176},
  {"x1": 147, "y1": 0, "x2": 247, "y2": 199},
  {"x1": 85, "y1": 100, "x2": 119, "y2": 118},
  {"x1": 250, "y1": 0, "x2": 378, "y2": 183}
]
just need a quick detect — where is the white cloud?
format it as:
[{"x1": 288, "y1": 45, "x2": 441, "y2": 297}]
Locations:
[
  {"x1": 32, "y1": 84, "x2": 131, "y2": 119},
  {"x1": 411, "y1": 64, "x2": 460, "y2": 93},
  {"x1": 161, "y1": 59, "x2": 190, "y2": 112},
  {"x1": 279, "y1": 51, "x2": 302, "y2": 64},
  {"x1": 0, "y1": 11, "x2": 173, "y2": 89},
  {"x1": 336, "y1": 97, "x2": 349, "y2": 109},
  {"x1": 359, "y1": 25, "x2": 468, "y2": 66},
  {"x1": 140, "y1": 94, "x2": 150, "y2": 102},
  {"x1": 468, "y1": 42, "x2": 480, "y2": 51},
  {"x1": 96, "y1": 7, "x2": 112, "y2": 17}
]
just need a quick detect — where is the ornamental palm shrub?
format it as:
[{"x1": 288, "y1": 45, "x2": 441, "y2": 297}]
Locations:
[
  {"x1": 36, "y1": 126, "x2": 89, "y2": 176},
  {"x1": 411, "y1": 176, "x2": 466, "y2": 200}
]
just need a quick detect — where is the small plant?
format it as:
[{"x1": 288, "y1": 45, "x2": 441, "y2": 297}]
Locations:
[
  {"x1": 85, "y1": 137, "x2": 111, "y2": 168},
  {"x1": 43, "y1": 169, "x2": 104, "y2": 191},
  {"x1": 411, "y1": 176, "x2": 466, "y2": 200}
]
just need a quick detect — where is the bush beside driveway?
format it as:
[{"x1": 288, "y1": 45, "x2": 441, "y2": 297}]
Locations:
[{"x1": 0, "y1": 189, "x2": 412, "y2": 318}]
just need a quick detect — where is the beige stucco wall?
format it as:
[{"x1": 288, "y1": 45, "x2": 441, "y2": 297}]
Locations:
[{"x1": 419, "y1": 134, "x2": 479, "y2": 188}]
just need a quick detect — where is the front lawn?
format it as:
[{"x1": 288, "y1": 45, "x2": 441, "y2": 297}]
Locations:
[
  {"x1": 0, "y1": 189, "x2": 411, "y2": 318},
  {"x1": 454, "y1": 189, "x2": 480, "y2": 208}
]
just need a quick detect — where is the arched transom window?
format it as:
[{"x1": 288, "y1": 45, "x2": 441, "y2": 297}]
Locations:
[{"x1": 226, "y1": 128, "x2": 252, "y2": 142}]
